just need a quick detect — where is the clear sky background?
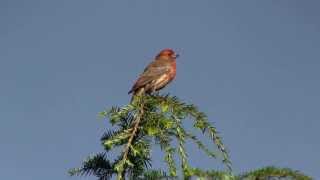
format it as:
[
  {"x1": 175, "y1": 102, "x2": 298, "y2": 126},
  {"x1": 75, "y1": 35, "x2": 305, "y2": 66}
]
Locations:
[{"x1": 1, "y1": 0, "x2": 320, "y2": 179}]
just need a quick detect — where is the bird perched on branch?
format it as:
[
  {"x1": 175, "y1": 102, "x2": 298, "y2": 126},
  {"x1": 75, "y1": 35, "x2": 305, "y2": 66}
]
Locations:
[{"x1": 128, "y1": 49, "x2": 179, "y2": 98}]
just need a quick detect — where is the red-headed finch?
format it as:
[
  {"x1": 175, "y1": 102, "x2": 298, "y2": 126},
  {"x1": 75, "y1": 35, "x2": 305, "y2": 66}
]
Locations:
[{"x1": 128, "y1": 49, "x2": 179, "y2": 98}]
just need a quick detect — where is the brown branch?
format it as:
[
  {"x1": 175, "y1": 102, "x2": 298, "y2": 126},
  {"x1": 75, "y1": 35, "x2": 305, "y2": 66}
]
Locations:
[{"x1": 117, "y1": 98, "x2": 145, "y2": 180}]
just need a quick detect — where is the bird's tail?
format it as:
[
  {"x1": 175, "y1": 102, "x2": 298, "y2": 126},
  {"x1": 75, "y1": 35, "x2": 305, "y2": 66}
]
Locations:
[{"x1": 130, "y1": 87, "x2": 145, "y2": 103}]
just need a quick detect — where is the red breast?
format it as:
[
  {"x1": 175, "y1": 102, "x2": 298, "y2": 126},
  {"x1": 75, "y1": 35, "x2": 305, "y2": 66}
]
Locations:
[{"x1": 169, "y1": 60, "x2": 176, "y2": 80}]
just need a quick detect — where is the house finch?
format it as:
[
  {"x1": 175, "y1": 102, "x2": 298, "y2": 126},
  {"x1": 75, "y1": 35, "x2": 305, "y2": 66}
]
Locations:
[{"x1": 128, "y1": 49, "x2": 179, "y2": 97}]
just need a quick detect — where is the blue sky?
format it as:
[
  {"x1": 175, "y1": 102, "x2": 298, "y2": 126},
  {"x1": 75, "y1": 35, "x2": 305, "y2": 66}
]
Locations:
[{"x1": 1, "y1": 0, "x2": 320, "y2": 179}]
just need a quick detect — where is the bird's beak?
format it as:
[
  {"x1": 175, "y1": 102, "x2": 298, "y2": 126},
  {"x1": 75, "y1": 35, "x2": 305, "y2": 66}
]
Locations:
[{"x1": 174, "y1": 54, "x2": 180, "y2": 59}]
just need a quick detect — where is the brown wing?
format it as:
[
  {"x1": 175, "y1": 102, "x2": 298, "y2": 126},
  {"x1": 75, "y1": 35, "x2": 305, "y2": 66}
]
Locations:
[{"x1": 128, "y1": 60, "x2": 170, "y2": 94}]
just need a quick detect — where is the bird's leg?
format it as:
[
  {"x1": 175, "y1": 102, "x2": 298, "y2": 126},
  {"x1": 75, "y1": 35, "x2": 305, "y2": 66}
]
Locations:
[
  {"x1": 149, "y1": 89, "x2": 160, "y2": 98},
  {"x1": 130, "y1": 87, "x2": 145, "y2": 103}
]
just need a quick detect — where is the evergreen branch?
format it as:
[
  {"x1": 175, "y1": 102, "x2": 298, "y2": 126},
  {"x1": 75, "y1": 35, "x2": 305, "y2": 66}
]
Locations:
[
  {"x1": 159, "y1": 94, "x2": 232, "y2": 172},
  {"x1": 186, "y1": 104, "x2": 232, "y2": 172},
  {"x1": 116, "y1": 97, "x2": 145, "y2": 180},
  {"x1": 184, "y1": 132, "x2": 217, "y2": 159},
  {"x1": 178, "y1": 138, "x2": 191, "y2": 179},
  {"x1": 135, "y1": 169, "x2": 176, "y2": 180},
  {"x1": 106, "y1": 104, "x2": 134, "y2": 125},
  {"x1": 126, "y1": 148, "x2": 152, "y2": 179},
  {"x1": 207, "y1": 126, "x2": 232, "y2": 173},
  {"x1": 144, "y1": 117, "x2": 177, "y2": 178},
  {"x1": 101, "y1": 128, "x2": 133, "y2": 151},
  {"x1": 189, "y1": 168, "x2": 234, "y2": 179},
  {"x1": 68, "y1": 153, "x2": 114, "y2": 179},
  {"x1": 238, "y1": 166, "x2": 313, "y2": 180},
  {"x1": 172, "y1": 116, "x2": 192, "y2": 178},
  {"x1": 164, "y1": 146, "x2": 177, "y2": 177}
]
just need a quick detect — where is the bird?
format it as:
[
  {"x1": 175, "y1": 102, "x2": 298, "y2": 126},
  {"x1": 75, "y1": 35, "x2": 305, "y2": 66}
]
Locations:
[{"x1": 128, "y1": 49, "x2": 179, "y2": 98}]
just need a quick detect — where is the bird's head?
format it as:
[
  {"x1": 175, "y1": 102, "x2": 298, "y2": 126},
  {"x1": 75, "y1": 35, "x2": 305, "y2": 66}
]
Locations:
[{"x1": 156, "y1": 48, "x2": 179, "y2": 60}]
